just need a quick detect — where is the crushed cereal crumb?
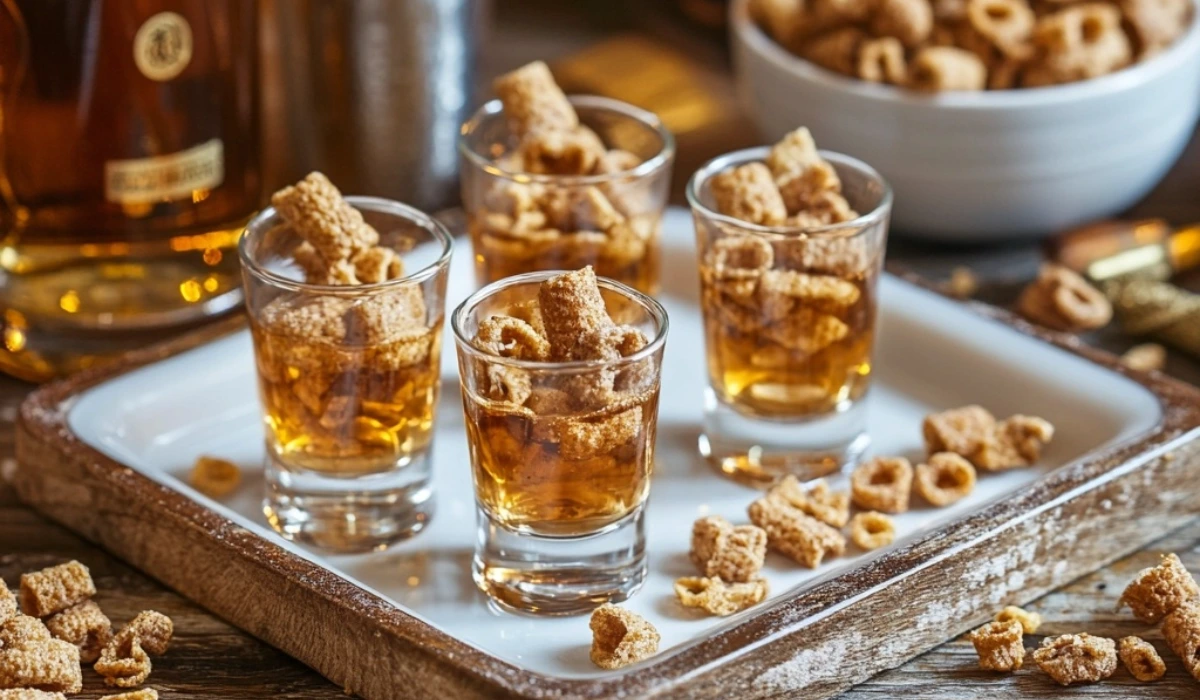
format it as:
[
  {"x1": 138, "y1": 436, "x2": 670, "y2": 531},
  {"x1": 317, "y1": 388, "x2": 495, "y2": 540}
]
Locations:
[
  {"x1": 994, "y1": 605, "x2": 1041, "y2": 634},
  {"x1": 674, "y1": 577, "x2": 769, "y2": 616}
]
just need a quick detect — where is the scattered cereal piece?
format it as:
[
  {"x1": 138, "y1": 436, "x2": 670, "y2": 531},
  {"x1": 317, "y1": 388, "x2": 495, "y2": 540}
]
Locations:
[
  {"x1": 946, "y1": 266, "x2": 978, "y2": 299},
  {"x1": 45, "y1": 600, "x2": 112, "y2": 663},
  {"x1": 115, "y1": 611, "x2": 173, "y2": 657},
  {"x1": 474, "y1": 315, "x2": 552, "y2": 361},
  {"x1": 100, "y1": 691, "x2": 158, "y2": 700},
  {"x1": 589, "y1": 604, "x2": 660, "y2": 670},
  {"x1": 710, "y1": 162, "x2": 788, "y2": 227},
  {"x1": 0, "y1": 581, "x2": 14, "y2": 625},
  {"x1": 1033, "y1": 633, "x2": 1118, "y2": 685},
  {"x1": 689, "y1": 516, "x2": 768, "y2": 583},
  {"x1": 189, "y1": 456, "x2": 242, "y2": 499},
  {"x1": 769, "y1": 477, "x2": 851, "y2": 527},
  {"x1": 0, "y1": 690, "x2": 67, "y2": 699},
  {"x1": 748, "y1": 496, "x2": 846, "y2": 568},
  {"x1": 0, "y1": 638, "x2": 82, "y2": 694},
  {"x1": 674, "y1": 577, "x2": 770, "y2": 616},
  {"x1": 538, "y1": 267, "x2": 614, "y2": 361},
  {"x1": 492, "y1": 61, "x2": 578, "y2": 138},
  {"x1": 19, "y1": 561, "x2": 96, "y2": 618},
  {"x1": 94, "y1": 639, "x2": 151, "y2": 688},
  {"x1": 909, "y1": 46, "x2": 987, "y2": 90},
  {"x1": 850, "y1": 457, "x2": 914, "y2": 513},
  {"x1": 271, "y1": 172, "x2": 379, "y2": 265},
  {"x1": 1017, "y1": 263, "x2": 1112, "y2": 332},
  {"x1": 974, "y1": 415, "x2": 1055, "y2": 470},
  {"x1": 849, "y1": 511, "x2": 896, "y2": 550},
  {"x1": 0, "y1": 615, "x2": 51, "y2": 649},
  {"x1": 914, "y1": 452, "x2": 976, "y2": 506},
  {"x1": 1118, "y1": 553, "x2": 1200, "y2": 623},
  {"x1": 969, "y1": 620, "x2": 1025, "y2": 671},
  {"x1": 1162, "y1": 601, "x2": 1200, "y2": 681},
  {"x1": 1118, "y1": 636, "x2": 1166, "y2": 682},
  {"x1": 994, "y1": 605, "x2": 1041, "y2": 634},
  {"x1": 923, "y1": 405, "x2": 995, "y2": 457},
  {"x1": 1120, "y1": 343, "x2": 1167, "y2": 372}
]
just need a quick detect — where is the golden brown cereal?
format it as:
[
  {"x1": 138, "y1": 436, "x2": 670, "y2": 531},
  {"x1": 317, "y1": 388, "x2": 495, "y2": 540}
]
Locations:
[
  {"x1": 492, "y1": 61, "x2": 578, "y2": 138},
  {"x1": 974, "y1": 415, "x2": 1055, "y2": 470},
  {"x1": 1118, "y1": 553, "x2": 1200, "y2": 623},
  {"x1": 594, "y1": 149, "x2": 643, "y2": 175},
  {"x1": 1118, "y1": 636, "x2": 1166, "y2": 682},
  {"x1": 1121, "y1": 0, "x2": 1191, "y2": 54},
  {"x1": 1030, "y1": 4, "x2": 1132, "y2": 84},
  {"x1": 1032, "y1": 633, "x2": 1118, "y2": 685},
  {"x1": 914, "y1": 452, "x2": 977, "y2": 506},
  {"x1": 109, "y1": 611, "x2": 173, "y2": 658},
  {"x1": 674, "y1": 577, "x2": 770, "y2": 616},
  {"x1": 270, "y1": 172, "x2": 380, "y2": 265},
  {"x1": 0, "y1": 690, "x2": 67, "y2": 700},
  {"x1": 994, "y1": 605, "x2": 1042, "y2": 634},
  {"x1": 1120, "y1": 343, "x2": 1167, "y2": 372},
  {"x1": 538, "y1": 267, "x2": 615, "y2": 361},
  {"x1": 44, "y1": 600, "x2": 112, "y2": 663},
  {"x1": 800, "y1": 27, "x2": 869, "y2": 76},
  {"x1": 1017, "y1": 264, "x2": 1112, "y2": 331},
  {"x1": 710, "y1": 163, "x2": 788, "y2": 227},
  {"x1": 351, "y1": 245, "x2": 404, "y2": 284},
  {"x1": 858, "y1": 37, "x2": 909, "y2": 83},
  {"x1": 589, "y1": 604, "x2": 660, "y2": 670},
  {"x1": 752, "y1": 0, "x2": 805, "y2": 45},
  {"x1": 909, "y1": 46, "x2": 988, "y2": 90},
  {"x1": 748, "y1": 496, "x2": 846, "y2": 568},
  {"x1": 710, "y1": 236, "x2": 775, "y2": 278},
  {"x1": 0, "y1": 638, "x2": 82, "y2": 694},
  {"x1": 770, "y1": 477, "x2": 851, "y2": 527},
  {"x1": 945, "y1": 266, "x2": 979, "y2": 299},
  {"x1": 99, "y1": 691, "x2": 158, "y2": 700},
  {"x1": 518, "y1": 127, "x2": 606, "y2": 176},
  {"x1": 189, "y1": 456, "x2": 242, "y2": 499},
  {"x1": 19, "y1": 561, "x2": 96, "y2": 618},
  {"x1": 0, "y1": 581, "x2": 14, "y2": 625},
  {"x1": 1162, "y1": 601, "x2": 1200, "y2": 681},
  {"x1": 775, "y1": 161, "x2": 845, "y2": 216},
  {"x1": 688, "y1": 516, "x2": 768, "y2": 583},
  {"x1": 94, "y1": 640, "x2": 151, "y2": 688},
  {"x1": 850, "y1": 457, "x2": 914, "y2": 513},
  {"x1": 871, "y1": 0, "x2": 935, "y2": 47},
  {"x1": 765, "y1": 127, "x2": 820, "y2": 177},
  {"x1": 849, "y1": 511, "x2": 896, "y2": 550},
  {"x1": 474, "y1": 315, "x2": 552, "y2": 361},
  {"x1": 0, "y1": 615, "x2": 51, "y2": 649},
  {"x1": 967, "y1": 0, "x2": 1036, "y2": 51},
  {"x1": 969, "y1": 620, "x2": 1025, "y2": 671},
  {"x1": 923, "y1": 405, "x2": 996, "y2": 457}
]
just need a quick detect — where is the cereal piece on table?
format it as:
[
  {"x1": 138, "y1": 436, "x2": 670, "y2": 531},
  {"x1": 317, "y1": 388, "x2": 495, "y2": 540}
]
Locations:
[
  {"x1": 776, "y1": 161, "x2": 844, "y2": 215},
  {"x1": 909, "y1": 47, "x2": 987, "y2": 91},
  {"x1": 189, "y1": 456, "x2": 242, "y2": 499},
  {"x1": 0, "y1": 638, "x2": 82, "y2": 693},
  {"x1": 270, "y1": 172, "x2": 379, "y2": 264},
  {"x1": 1121, "y1": 343, "x2": 1167, "y2": 372},
  {"x1": 538, "y1": 267, "x2": 614, "y2": 361},
  {"x1": 474, "y1": 316, "x2": 552, "y2": 361},
  {"x1": 0, "y1": 615, "x2": 52, "y2": 648},
  {"x1": 994, "y1": 605, "x2": 1041, "y2": 634},
  {"x1": 100, "y1": 691, "x2": 159, "y2": 700},
  {"x1": 351, "y1": 246, "x2": 404, "y2": 284},
  {"x1": 923, "y1": 405, "x2": 995, "y2": 457},
  {"x1": 945, "y1": 266, "x2": 978, "y2": 299},
  {"x1": 1118, "y1": 636, "x2": 1166, "y2": 682},
  {"x1": 850, "y1": 457, "x2": 913, "y2": 513},
  {"x1": 967, "y1": 0, "x2": 1035, "y2": 52},
  {"x1": 675, "y1": 577, "x2": 770, "y2": 616},
  {"x1": 1032, "y1": 633, "x2": 1118, "y2": 685},
  {"x1": 19, "y1": 561, "x2": 96, "y2": 618},
  {"x1": 800, "y1": 27, "x2": 868, "y2": 76},
  {"x1": 914, "y1": 452, "x2": 976, "y2": 506},
  {"x1": 770, "y1": 477, "x2": 850, "y2": 527},
  {"x1": 95, "y1": 611, "x2": 171, "y2": 688},
  {"x1": 1118, "y1": 553, "x2": 1200, "y2": 623},
  {"x1": 870, "y1": 0, "x2": 935, "y2": 47},
  {"x1": 974, "y1": 415, "x2": 1054, "y2": 470},
  {"x1": 1017, "y1": 264, "x2": 1112, "y2": 331},
  {"x1": 0, "y1": 690, "x2": 67, "y2": 699},
  {"x1": 589, "y1": 604, "x2": 659, "y2": 670},
  {"x1": 44, "y1": 600, "x2": 112, "y2": 663},
  {"x1": 849, "y1": 511, "x2": 896, "y2": 550},
  {"x1": 969, "y1": 620, "x2": 1025, "y2": 671},
  {"x1": 858, "y1": 37, "x2": 908, "y2": 84},
  {"x1": 518, "y1": 127, "x2": 606, "y2": 176},
  {"x1": 748, "y1": 496, "x2": 846, "y2": 568},
  {"x1": 0, "y1": 581, "x2": 14, "y2": 625},
  {"x1": 105, "y1": 611, "x2": 173, "y2": 658},
  {"x1": 710, "y1": 163, "x2": 787, "y2": 227},
  {"x1": 1162, "y1": 601, "x2": 1200, "y2": 681},
  {"x1": 689, "y1": 516, "x2": 768, "y2": 583},
  {"x1": 492, "y1": 61, "x2": 578, "y2": 138}
]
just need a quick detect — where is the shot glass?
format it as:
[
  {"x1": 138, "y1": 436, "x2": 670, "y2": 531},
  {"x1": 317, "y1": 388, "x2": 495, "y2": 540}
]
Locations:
[
  {"x1": 688, "y1": 148, "x2": 892, "y2": 485},
  {"x1": 459, "y1": 96, "x2": 674, "y2": 295},
  {"x1": 239, "y1": 197, "x2": 453, "y2": 552},
  {"x1": 452, "y1": 271, "x2": 668, "y2": 614}
]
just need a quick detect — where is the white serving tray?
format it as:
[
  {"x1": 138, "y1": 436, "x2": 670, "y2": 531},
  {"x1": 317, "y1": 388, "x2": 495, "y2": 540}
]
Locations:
[{"x1": 66, "y1": 208, "x2": 1161, "y2": 680}]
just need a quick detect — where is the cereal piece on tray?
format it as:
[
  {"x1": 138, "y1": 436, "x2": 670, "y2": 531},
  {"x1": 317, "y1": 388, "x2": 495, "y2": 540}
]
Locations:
[
  {"x1": 748, "y1": 496, "x2": 846, "y2": 568},
  {"x1": 1162, "y1": 601, "x2": 1200, "y2": 681},
  {"x1": 474, "y1": 316, "x2": 552, "y2": 361},
  {"x1": 1118, "y1": 636, "x2": 1166, "y2": 682},
  {"x1": 0, "y1": 690, "x2": 68, "y2": 699},
  {"x1": 914, "y1": 452, "x2": 976, "y2": 506},
  {"x1": 974, "y1": 415, "x2": 1055, "y2": 470},
  {"x1": 1120, "y1": 343, "x2": 1167, "y2": 372},
  {"x1": 1032, "y1": 633, "x2": 1118, "y2": 685},
  {"x1": 0, "y1": 580, "x2": 14, "y2": 625},
  {"x1": 994, "y1": 605, "x2": 1041, "y2": 634},
  {"x1": 945, "y1": 266, "x2": 978, "y2": 299},
  {"x1": 589, "y1": 604, "x2": 659, "y2": 670},
  {"x1": 710, "y1": 163, "x2": 788, "y2": 227},
  {"x1": 769, "y1": 477, "x2": 851, "y2": 527},
  {"x1": 1017, "y1": 263, "x2": 1112, "y2": 331},
  {"x1": 870, "y1": 0, "x2": 935, "y2": 47},
  {"x1": 538, "y1": 267, "x2": 614, "y2": 361},
  {"x1": 850, "y1": 457, "x2": 913, "y2": 513},
  {"x1": 858, "y1": 37, "x2": 908, "y2": 84},
  {"x1": 689, "y1": 516, "x2": 768, "y2": 583},
  {"x1": 849, "y1": 511, "x2": 896, "y2": 550},
  {"x1": 969, "y1": 619, "x2": 1025, "y2": 671},
  {"x1": 923, "y1": 405, "x2": 995, "y2": 458},
  {"x1": 909, "y1": 46, "x2": 987, "y2": 91},
  {"x1": 674, "y1": 577, "x2": 770, "y2": 616},
  {"x1": 44, "y1": 600, "x2": 112, "y2": 663},
  {"x1": 492, "y1": 61, "x2": 578, "y2": 138},
  {"x1": 0, "y1": 638, "x2": 82, "y2": 694},
  {"x1": 270, "y1": 172, "x2": 379, "y2": 265},
  {"x1": 1118, "y1": 553, "x2": 1200, "y2": 623},
  {"x1": 189, "y1": 456, "x2": 242, "y2": 499},
  {"x1": 19, "y1": 561, "x2": 96, "y2": 618}
]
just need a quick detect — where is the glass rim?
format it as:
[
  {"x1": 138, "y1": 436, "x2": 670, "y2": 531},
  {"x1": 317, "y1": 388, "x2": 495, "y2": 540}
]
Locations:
[
  {"x1": 457, "y1": 95, "x2": 676, "y2": 187},
  {"x1": 238, "y1": 196, "x2": 455, "y2": 294},
  {"x1": 685, "y1": 147, "x2": 894, "y2": 239},
  {"x1": 451, "y1": 269, "x2": 670, "y2": 371}
]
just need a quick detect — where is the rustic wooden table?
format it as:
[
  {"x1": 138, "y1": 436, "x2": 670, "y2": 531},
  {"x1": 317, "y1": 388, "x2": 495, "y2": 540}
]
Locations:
[{"x1": 3, "y1": 3, "x2": 1199, "y2": 697}]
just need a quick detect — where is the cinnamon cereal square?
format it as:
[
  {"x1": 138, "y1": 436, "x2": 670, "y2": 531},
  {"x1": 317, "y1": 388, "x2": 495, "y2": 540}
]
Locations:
[
  {"x1": 589, "y1": 605, "x2": 659, "y2": 669},
  {"x1": 19, "y1": 561, "x2": 96, "y2": 618}
]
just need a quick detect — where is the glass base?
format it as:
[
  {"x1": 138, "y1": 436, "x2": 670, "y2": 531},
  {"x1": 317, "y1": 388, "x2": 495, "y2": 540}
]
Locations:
[
  {"x1": 263, "y1": 449, "x2": 434, "y2": 553},
  {"x1": 699, "y1": 387, "x2": 869, "y2": 486},
  {"x1": 472, "y1": 507, "x2": 647, "y2": 616}
]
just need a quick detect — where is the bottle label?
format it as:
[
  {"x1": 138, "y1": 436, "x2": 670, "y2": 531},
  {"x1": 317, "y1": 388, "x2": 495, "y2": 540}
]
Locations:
[
  {"x1": 104, "y1": 139, "x2": 225, "y2": 205},
  {"x1": 133, "y1": 11, "x2": 194, "y2": 81}
]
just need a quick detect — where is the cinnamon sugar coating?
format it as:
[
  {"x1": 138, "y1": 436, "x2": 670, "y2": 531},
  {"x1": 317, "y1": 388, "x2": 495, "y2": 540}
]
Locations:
[
  {"x1": 1118, "y1": 552, "x2": 1199, "y2": 623},
  {"x1": 0, "y1": 638, "x2": 82, "y2": 694},
  {"x1": 1032, "y1": 633, "x2": 1118, "y2": 685},
  {"x1": 589, "y1": 605, "x2": 659, "y2": 669},
  {"x1": 270, "y1": 172, "x2": 380, "y2": 266},
  {"x1": 94, "y1": 611, "x2": 173, "y2": 688},
  {"x1": 689, "y1": 516, "x2": 768, "y2": 583},
  {"x1": 0, "y1": 581, "x2": 14, "y2": 625},
  {"x1": 1162, "y1": 601, "x2": 1200, "y2": 681},
  {"x1": 969, "y1": 620, "x2": 1025, "y2": 671},
  {"x1": 44, "y1": 600, "x2": 112, "y2": 663},
  {"x1": 769, "y1": 477, "x2": 850, "y2": 527},
  {"x1": 850, "y1": 457, "x2": 914, "y2": 514},
  {"x1": 674, "y1": 577, "x2": 769, "y2": 616},
  {"x1": 1118, "y1": 636, "x2": 1166, "y2": 682},
  {"x1": 748, "y1": 496, "x2": 846, "y2": 568},
  {"x1": 18, "y1": 561, "x2": 96, "y2": 618}
]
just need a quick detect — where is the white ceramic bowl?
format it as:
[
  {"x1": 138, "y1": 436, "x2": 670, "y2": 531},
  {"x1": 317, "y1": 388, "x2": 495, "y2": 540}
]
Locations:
[{"x1": 731, "y1": 0, "x2": 1200, "y2": 241}]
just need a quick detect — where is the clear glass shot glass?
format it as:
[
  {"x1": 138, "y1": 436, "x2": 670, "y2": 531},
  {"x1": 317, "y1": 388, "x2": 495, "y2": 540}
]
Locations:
[
  {"x1": 452, "y1": 271, "x2": 668, "y2": 615},
  {"x1": 688, "y1": 148, "x2": 892, "y2": 485},
  {"x1": 239, "y1": 197, "x2": 453, "y2": 552},
  {"x1": 459, "y1": 96, "x2": 675, "y2": 296}
]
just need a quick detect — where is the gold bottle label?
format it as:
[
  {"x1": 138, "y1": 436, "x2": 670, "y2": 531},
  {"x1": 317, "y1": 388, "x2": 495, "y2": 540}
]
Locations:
[
  {"x1": 104, "y1": 138, "x2": 224, "y2": 205},
  {"x1": 133, "y1": 11, "x2": 194, "y2": 81}
]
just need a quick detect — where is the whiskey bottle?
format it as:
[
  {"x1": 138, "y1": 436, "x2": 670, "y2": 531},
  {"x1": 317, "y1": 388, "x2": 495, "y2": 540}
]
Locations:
[{"x1": 0, "y1": 0, "x2": 260, "y2": 381}]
